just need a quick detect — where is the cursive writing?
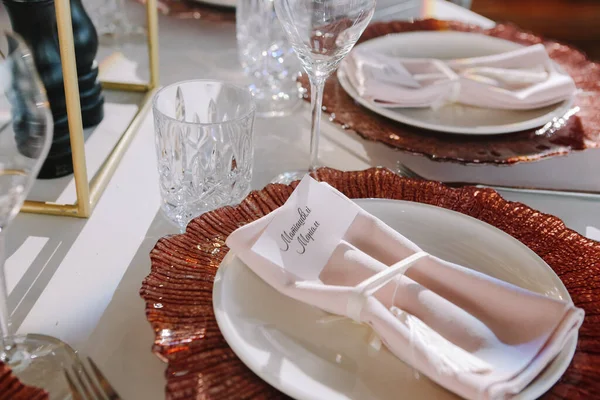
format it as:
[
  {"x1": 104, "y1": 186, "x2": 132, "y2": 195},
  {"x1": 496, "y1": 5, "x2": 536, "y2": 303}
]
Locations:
[
  {"x1": 279, "y1": 207, "x2": 312, "y2": 251},
  {"x1": 296, "y1": 221, "x2": 320, "y2": 254}
]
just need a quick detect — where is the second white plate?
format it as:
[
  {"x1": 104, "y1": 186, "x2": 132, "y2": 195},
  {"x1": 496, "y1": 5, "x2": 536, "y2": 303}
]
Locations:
[
  {"x1": 213, "y1": 199, "x2": 577, "y2": 400},
  {"x1": 337, "y1": 31, "x2": 574, "y2": 135}
]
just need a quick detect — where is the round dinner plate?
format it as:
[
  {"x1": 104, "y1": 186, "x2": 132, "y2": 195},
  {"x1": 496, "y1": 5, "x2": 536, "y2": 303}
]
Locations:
[
  {"x1": 213, "y1": 199, "x2": 577, "y2": 400},
  {"x1": 337, "y1": 31, "x2": 574, "y2": 135},
  {"x1": 191, "y1": 0, "x2": 236, "y2": 7}
]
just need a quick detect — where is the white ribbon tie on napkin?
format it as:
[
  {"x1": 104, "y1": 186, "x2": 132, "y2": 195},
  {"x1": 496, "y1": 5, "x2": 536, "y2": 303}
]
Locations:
[
  {"x1": 307, "y1": 249, "x2": 494, "y2": 376},
  {"x1": 226, "y1": 176, "x2": 584, "y2": 400},
  {"x1": 343, "y1": 43, "x2": 577, "y2": 110}
]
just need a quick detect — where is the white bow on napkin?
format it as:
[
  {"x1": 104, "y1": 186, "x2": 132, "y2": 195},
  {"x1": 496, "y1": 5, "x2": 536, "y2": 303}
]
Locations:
[
  {"x1": 226, "y1": 175, "x2": 584, "y2": 400},
  {"x1": 342, "y1": 43, "x2": 577, "y2": 110}
]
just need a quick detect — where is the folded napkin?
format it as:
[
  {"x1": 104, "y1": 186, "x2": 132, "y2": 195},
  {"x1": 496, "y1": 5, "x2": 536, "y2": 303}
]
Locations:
[
  {"x1": 226, "y1": 176, "x2": 584, "y2": 400},
  {"x1": 343, "y1": 43, "x2": 577, "y2": 110}
]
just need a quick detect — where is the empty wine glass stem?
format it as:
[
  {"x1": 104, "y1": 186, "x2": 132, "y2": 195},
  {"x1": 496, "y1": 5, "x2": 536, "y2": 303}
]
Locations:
[
  {"x1": 309, "y1": 77, "x2": 326, "y2": 171},
  {"x1": 0, "y1": 231, "x2": 15, "y2": 362}
]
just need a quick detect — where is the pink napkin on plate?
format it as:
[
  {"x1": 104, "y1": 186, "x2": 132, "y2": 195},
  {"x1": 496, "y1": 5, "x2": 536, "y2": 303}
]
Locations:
[
  {"x1": 225, "y1": 176, "x2": 584, "y2": 400},
  {"x1": 342, "y1": 44, "x2": 577, "y2": 110}
]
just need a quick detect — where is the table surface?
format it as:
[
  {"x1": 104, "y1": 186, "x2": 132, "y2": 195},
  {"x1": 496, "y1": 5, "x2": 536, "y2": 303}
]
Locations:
[{"x1": 2, "y1": 1, "x2": 600, "y2": 399}]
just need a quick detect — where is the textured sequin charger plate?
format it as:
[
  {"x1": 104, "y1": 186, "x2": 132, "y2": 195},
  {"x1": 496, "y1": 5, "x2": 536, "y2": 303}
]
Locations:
[
  {"x1": 0, "y1": 362, "x2": 48, "y2": 399},
  {"x1": 141, "y1": 167, "x2": 600, "y2": 399}
]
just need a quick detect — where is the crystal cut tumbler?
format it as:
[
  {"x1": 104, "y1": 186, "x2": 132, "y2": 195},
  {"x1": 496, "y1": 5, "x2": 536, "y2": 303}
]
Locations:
[
  {"x1": 237, "y1": 0, "x2": 301, "y2": 117},
  {"x1": 153, "y1": 80, "x2": 256, "y2": 231}
]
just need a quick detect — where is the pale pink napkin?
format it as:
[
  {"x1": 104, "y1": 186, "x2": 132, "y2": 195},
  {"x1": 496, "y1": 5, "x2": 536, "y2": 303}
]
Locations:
[
  {"x1": 226, "y1": 179, "x2": 584, "y2": 400},
  {"x1": 342, "y1": 44, "x2": 577, "y2": 110}
]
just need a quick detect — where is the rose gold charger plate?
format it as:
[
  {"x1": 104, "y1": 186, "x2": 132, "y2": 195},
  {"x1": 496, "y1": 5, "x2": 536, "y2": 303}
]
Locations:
[
  {"x1": 298, "y1": 19, "x2": 600, "y2": 165},
  {"x1": 141, "y1": 167, "x2": 600, "y2": 399},
  {"x1": 0, "y1": 362, "x2": 48, "y2": 400}
]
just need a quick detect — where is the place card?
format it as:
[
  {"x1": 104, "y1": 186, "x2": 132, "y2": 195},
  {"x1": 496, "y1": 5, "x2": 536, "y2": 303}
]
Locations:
[{"x1": 251, "y1": 175, "x2": 360, "y2": 280}]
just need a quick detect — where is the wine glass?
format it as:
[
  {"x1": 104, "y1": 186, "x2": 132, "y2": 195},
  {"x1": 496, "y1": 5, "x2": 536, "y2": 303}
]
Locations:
[
  {"x1": 0, "y1": 33, "x2": 77, "y2": 398},
  {"x1": 272, "y1": 0, "x2": 375, "y2": 183}
]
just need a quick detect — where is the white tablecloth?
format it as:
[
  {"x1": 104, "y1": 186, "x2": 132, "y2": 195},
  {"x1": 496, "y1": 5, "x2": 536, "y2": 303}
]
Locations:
[{"x1": 2, "y1": 1, "x2": 600, "y2": 399}]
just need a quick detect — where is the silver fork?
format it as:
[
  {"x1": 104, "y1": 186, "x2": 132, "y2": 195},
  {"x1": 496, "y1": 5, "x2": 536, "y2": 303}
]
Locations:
[
  {"x1": 397, "y1": 162, "x2": 600, "y2": 199},
  {"x1": 64, "y1": 357, "x2": 122, "y2": 400}
]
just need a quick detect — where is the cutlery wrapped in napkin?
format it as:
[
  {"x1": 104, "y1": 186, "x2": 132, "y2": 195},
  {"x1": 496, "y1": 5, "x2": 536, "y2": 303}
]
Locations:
[
  {"x1": 342, "y1": 43, "x2": 577, "y2": 110},
  {"x1": 226, "y1": 176, "x2": 584, "y2": 400}
]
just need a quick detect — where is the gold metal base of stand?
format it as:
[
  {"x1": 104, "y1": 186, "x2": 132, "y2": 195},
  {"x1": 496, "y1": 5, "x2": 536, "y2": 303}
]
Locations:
[{"x1": 22, "y1": 0, "x2": 160, "y2": 218}]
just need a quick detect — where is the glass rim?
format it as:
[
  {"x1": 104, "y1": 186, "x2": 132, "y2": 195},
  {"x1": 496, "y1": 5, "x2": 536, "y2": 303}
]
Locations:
[
  {"x1": 152, "y1": 79, "x2": 257, "y2": 127},
  {"x1": 0, "y1": 29, "x2": 33, "y2": 63},
  {"x1": 0, "y1": 31, "x2": 49, "y2": 96},
  {"x1": 0, "y1": 31, "x2": 35, "y2": 66}
]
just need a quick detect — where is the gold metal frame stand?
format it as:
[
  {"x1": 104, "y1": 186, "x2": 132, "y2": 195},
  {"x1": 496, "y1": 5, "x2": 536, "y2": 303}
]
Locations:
[{"x1": 22, "y1": 0, "x2": 159, "y2": 218}]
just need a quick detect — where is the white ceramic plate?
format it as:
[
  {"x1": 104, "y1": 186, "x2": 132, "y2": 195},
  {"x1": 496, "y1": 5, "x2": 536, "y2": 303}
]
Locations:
[
  {"x1": 213, "y1": 199, "x2": 577, "y2": 400},
  {"x1": 337, "y1": 31, "x2": 575, "y2": 135},
  {"x1": 192, "y1": 0, "x2": 236, "y2": 8}
]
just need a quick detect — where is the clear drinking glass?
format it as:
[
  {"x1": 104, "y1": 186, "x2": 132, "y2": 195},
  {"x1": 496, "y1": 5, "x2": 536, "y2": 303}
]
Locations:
[
  {"x1": 273, "y1": 0, "x2": 375, "y2": 183},
  {"x1": 0, "y1": 33, "x2": 78, "y2": 398},
  {"x1": 236, "y1": 0, "x2": 301, "y2": 117},
  {"x1": 153, "y1": 80, "x2": 256, "y2": 232}
]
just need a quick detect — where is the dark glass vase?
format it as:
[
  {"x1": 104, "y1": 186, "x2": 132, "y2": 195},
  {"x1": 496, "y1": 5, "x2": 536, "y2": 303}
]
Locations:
[{"x1": 3, "y1": 0, "x2": 105, "y2": 179}]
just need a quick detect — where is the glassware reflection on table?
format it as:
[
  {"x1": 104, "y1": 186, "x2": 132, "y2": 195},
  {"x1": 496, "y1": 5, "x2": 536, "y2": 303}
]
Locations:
[
  {"x1": 237, "y1": 0, "x2": 302, "y2": 118},
  {"x1": 272, "y1": 0, "x2": 375, "y2": 183},
  {"x1": 153, "y1": 80, "x2": 256, "y2": 232},
  {"x1": 0, "y1": 33, "x2": 78, "y2": 398}
]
